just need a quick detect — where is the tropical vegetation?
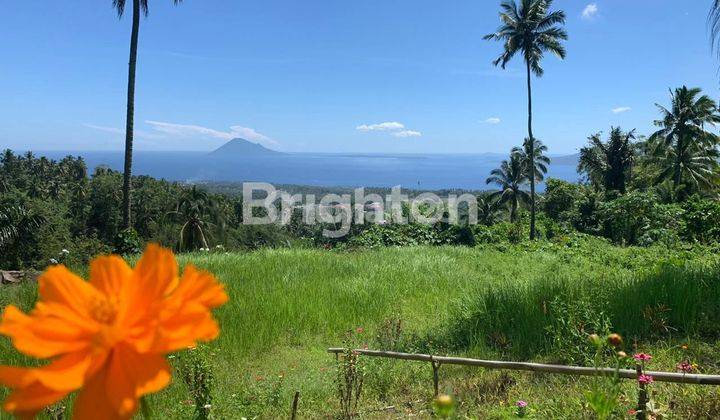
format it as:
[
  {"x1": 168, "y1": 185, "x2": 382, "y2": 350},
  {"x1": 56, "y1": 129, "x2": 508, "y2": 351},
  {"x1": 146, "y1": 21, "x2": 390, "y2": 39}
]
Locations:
[
  {"x1": 1, "y1": 0, "x2": 720, "y2": 418},
  {"x1": 484, "y1": 0, "x2": 567, "y2": 239}
]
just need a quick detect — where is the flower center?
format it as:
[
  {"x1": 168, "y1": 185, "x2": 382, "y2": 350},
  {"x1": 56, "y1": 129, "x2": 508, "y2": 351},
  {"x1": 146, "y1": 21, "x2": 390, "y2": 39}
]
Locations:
[{"x1": 89, "y1": 297, "x2": 118, "y2": 325}]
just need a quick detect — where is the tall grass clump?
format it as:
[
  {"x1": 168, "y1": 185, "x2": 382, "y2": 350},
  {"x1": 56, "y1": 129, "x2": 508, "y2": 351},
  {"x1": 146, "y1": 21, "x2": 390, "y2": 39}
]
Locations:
[{"x1": 444, "y1": 259, "x2": 720, "y2": 363}]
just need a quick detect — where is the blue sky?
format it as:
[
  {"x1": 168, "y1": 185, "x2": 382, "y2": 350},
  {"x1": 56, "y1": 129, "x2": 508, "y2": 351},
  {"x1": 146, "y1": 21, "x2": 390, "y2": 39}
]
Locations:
[{"x1": 1, "y1": 0, "x2": 718, "y2": 154}]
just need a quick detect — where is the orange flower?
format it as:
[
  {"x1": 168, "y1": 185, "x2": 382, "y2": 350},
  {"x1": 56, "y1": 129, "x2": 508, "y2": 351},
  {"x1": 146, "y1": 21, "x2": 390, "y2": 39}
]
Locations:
[{"x1": 0, "y1": 244, "x2": 228, "y2": 419}]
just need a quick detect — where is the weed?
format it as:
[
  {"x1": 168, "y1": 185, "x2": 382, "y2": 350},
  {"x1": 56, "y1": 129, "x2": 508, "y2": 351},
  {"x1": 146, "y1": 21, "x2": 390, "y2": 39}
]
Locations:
[{"x1": 175, "y1": 346, "x2": 215, "y2": 420}]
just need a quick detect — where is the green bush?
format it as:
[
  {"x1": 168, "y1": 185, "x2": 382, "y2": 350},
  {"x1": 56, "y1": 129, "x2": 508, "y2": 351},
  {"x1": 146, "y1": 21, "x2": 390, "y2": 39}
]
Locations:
[
  {"x1": 345, "y1": 223, "x2": 440, "y2": 248},
  {"x1": 228, "y1": 224, "x2": 292, "y2": 251},
  {"x1": 543, "y1": 179, "x2": 583, "y2": 223},
  {"x1": 597, "y1": 191, "x2": 684, "y2": 245},
  {"x1": 682, "y1": 196, "x2": 720, "y2": 243}
]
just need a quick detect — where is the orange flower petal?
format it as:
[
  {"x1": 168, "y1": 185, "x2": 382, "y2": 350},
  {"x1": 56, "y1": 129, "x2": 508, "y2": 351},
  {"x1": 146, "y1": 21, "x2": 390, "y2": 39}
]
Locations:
[
  {"x1": 3, "y1": 381, "x2": 68, "y2": 416},
  {"x1": 73, "y1": 367, "x2": 124, "y2": 420},
  {"x1": 173, "y1": 265, "x2": 229, "y2": 309},
  {"x1": 152, "y1": 305, "x2": 220, "y2": 353},
  {"x1": 0, "y1": 306, "x2": 93, "y2": 358},
  {"x1": 74, "y1": 345, "x2": 170, "y2": 420},
  {"x1": 31, "y1": 351, "x2": 97, "y2": 392},
  {"x1": 143, "y1": 266, "x2": 227, "y2": 353},
  {"x1": 0, "y1": 350, "x2": 101, "y2": 415},
  {"x1": 89, "y1": 255, "x2": 132, "y2": 297},
  {"x1": 132, "y1": 244, "x2": 178, "y2": 300},
  {"x1": 37, "y1": 266, "x2": 97, "y2": 319},
  {"x1": 0, "y1": 366, "x2": 35, "y2": 389}
]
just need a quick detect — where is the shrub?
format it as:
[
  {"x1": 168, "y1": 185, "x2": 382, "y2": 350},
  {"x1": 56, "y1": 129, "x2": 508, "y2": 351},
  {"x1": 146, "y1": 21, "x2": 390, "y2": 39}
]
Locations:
[
  {"x1": 682, "y1": 196, "x2": 720, "y2": 243},
  {"x1": 113, "y1": 228, "x2": 143, "y2": 255},
  {"x1": 597, "y1": 191, "x2": 684, "y2": 246},
  {"x1": 228, "y1": 224, "x2": 292, "y2": 251},
  {"x1": 543, "y1": 179, "x2": 583, "y2": 222},
  {"x1": 345, "y1": 223, "x2": 440, "y2": 248}
]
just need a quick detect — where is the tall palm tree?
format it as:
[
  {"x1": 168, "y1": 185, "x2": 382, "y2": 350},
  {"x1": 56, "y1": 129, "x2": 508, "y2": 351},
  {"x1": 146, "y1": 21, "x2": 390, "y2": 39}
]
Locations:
[
  {"x1": 578, "y1": 127, "x2": 636, "y2": 194},
  {"x1": 484, "y1": 0, "x2": 567, "y2": 239},
  {"x1": 113, "y1": 0, "x2": 183, "y2": 229},
  {"x1": 512, "y1": 137, "x2": 551, "y2": 183},
  {"x1": 649, "y1": 86, "x2": 720, "y2": 200},
  {"x1": 486, "y1": 152, "x2": 531, "y2": 222}
]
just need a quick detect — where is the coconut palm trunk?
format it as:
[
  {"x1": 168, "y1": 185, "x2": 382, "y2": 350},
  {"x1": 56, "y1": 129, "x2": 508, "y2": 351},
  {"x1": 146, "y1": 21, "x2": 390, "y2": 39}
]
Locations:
[
  {"x1": 122, "y1": 0, "x2": 140, "y2": 229},
  {"x1": 525, "y1": 60, "x2": 536, "y2": 240}
]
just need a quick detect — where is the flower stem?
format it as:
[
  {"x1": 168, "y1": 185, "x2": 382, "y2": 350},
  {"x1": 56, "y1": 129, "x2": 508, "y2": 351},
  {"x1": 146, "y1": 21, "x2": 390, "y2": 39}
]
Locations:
[{"x1": 140, "y1": 396, "x2": 153, "y2": 420}]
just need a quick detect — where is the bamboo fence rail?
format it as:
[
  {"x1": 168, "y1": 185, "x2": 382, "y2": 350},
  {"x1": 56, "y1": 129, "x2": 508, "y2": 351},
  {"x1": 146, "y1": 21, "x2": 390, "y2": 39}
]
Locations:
[{"x1": 328, "y1": 348, "x2": 720, "y2": 386}]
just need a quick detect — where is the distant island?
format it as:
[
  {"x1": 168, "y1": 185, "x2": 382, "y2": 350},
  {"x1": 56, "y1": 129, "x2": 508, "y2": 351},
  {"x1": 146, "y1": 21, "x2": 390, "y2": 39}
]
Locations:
[{"x1": 209, "y1": 138, "x2": 282, "y2": 158}]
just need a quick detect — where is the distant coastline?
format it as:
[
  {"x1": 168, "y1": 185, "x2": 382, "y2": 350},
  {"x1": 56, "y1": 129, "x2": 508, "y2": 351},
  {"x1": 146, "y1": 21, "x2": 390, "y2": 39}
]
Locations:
[{"x1": 21, "y1": 148, "x2": 580, "y2": 191}]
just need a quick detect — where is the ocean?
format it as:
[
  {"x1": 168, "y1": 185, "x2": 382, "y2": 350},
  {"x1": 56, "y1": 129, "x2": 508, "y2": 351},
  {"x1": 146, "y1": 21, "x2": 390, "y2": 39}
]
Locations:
[{"x1": 32, "y1": 151, "x2": 580, "y2": 191}]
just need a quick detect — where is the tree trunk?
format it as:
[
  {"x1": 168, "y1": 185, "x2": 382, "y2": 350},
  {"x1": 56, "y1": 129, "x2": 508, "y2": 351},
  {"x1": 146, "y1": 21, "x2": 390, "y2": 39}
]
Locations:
[
  {"x1": 673, "y1": 137, "x2": 685, "y2": 201},
  {"x1": 526, "y1": 60, "x2": 536, "y2": 240},
  {"x1": 510, "y1": 194, "x2": 518, "y2": 223},
  {"x1": 122, "y1": 0, "x2": 141, "y2": 229}
]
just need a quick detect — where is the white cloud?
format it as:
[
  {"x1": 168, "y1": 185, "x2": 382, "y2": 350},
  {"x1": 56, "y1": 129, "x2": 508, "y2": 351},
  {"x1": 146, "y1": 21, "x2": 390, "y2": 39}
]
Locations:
[
  {"x1": 611, "y1": 106, "x2": 631, "y2": 114},
  {"x1": 82, "y1": 123, "x2": 124, "y2": 134},
  {"x1": 392, "y1": 130, "x2": 422, "y2": 138},
  {"x1": 483, "y1": 117, "x2": 501, "y2": 124},
  {"x1": 581, "y1": 3, "x2": 598, "y2": 20},
  {"x1": 84, "y1": 121, "x2": 277, "y2": 147},
  {"x1": 144, "y1": 121, "x2": 278, "y2": 146},
  {"x1": 356, "y1": 122, "x2": 405, "y2": 132},
  {"x1": 356, "y1": 121, "x2": 422, "y2": 138},
  {"x1": 82, "y1": 123, "x2": 164, "y2": 140}
]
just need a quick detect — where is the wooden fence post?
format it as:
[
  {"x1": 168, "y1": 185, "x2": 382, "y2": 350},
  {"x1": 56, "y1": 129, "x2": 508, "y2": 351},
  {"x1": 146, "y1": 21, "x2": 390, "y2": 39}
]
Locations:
[
  {"x1": 430, "y1": 356, "x2": 441, "y2": 397},
  {"x1": 290, "y1": 390, "x2": 300, "y2": 420},
  {"x1": 635, "y1": 364, "x2": 647, "y2": 420}
]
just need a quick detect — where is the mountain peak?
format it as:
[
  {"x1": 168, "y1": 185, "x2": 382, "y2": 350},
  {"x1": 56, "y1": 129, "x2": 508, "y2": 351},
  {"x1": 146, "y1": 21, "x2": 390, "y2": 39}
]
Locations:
[{"x1": 209, "y1": 138, "x2": 280, "y2": 157}]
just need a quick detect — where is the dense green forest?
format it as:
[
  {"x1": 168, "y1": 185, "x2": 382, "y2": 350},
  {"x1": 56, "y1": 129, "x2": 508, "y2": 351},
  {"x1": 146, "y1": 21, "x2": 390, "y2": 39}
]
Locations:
[{"x1": 2, "y1": 87, "x2": 719, "y2": 270}]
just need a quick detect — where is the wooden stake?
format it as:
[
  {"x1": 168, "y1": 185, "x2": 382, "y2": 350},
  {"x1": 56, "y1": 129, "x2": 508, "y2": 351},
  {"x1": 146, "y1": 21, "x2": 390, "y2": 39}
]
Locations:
[
  {"x1": 636, "y1": 364, "x2": 647, "y2": 420},
  {"x1": 430, "y1": 357, "x2": 441, "y2": 397},
  {"x1": 290, "y1": 390, "x2": 300, "y2": 420}
]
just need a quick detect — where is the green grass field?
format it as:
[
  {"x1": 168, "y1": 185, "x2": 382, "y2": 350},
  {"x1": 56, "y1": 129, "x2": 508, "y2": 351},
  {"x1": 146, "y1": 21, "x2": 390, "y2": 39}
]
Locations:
[{"x1": 2, "y1": 238, "x2": 720, "y2": 418}]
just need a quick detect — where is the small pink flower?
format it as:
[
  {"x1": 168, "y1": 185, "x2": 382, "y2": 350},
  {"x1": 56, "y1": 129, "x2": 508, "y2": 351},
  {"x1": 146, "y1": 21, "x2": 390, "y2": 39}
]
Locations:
[
  {"x1": 638, "y1": 374, "x2": 654, "y2": 385},
  {"x1": 356, "y1": 327, "x2": 365, "y2": 334},
  {"x1": 676, "y1": 361, "x2": 693, "y2": 373},
  {"x1": 516, "y1": 400, "x2": 528, "y2": 408},
  {"x1": 633, "y1": 353, "x2": 652, "y2": 362}
]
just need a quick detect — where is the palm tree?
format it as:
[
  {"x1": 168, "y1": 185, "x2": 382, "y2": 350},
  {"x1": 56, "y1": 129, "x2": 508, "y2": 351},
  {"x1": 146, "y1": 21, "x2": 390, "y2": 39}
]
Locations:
[
  {"x1": 486, "y1": 152, "x2": 531, "y2": 222},
  {"x1": 578, "y1": 127, "x2": 636, "y2": 194},
  {"x1": 711, "y1": 1, "x2": 720, "y2": 57},
  {"x1": 113, "y1": 0, "x2": 184, "y2": 229},
  {"x1": 484, "y1": 0, "x2": 567, "y2": 239},
  {"x1": 0, "y1": 205, "x2": 44, "y2": 250},
  {"x1": 477, "y1": 193, "x2": 504, "y2": 226},
  {"x1": 649, "y1": 86, "x2": 720, "y2": 200},
  {"x1": 512, "y1": 137, "x2": 551, "y2": 183},
  {"x1": 172, "y1": 186, "x2": 217, "y2": 251}
]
